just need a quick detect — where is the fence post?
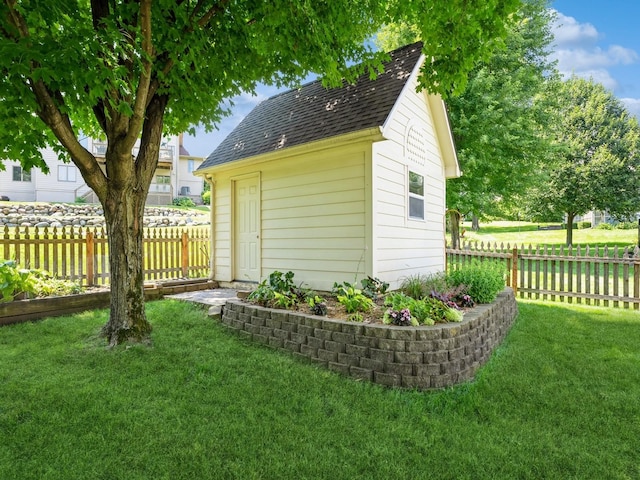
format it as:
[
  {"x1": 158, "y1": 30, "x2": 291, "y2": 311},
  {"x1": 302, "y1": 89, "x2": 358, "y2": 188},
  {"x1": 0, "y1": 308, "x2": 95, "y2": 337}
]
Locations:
[
  {"x1": 181, "y1": 231, "x2": 189, "y2": 278},
  {"x1": 634, "y1": 261, "x2": 639, "y2": 311},
  {"x1": 511, "y1": 247, "x2": 518, "y2": 295},
  {"x1": 86, "y1": 231, "x2": 95, "y2": 286}
]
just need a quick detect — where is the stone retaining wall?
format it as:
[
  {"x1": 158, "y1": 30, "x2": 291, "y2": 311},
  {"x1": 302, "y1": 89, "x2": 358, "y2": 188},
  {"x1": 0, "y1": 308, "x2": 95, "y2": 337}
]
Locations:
[
  {"x1": 0, "y1": 203, "x2": 209, "y2": 228},
  {"x1": 219, "y1": 288, "x2": 518, "y2": 389}
]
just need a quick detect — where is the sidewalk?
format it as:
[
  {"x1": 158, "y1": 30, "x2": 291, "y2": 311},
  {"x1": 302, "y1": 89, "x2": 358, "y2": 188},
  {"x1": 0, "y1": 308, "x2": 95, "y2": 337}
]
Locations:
[{"x1": 165, "y1": 288, "x2": 238, "y2": 316}]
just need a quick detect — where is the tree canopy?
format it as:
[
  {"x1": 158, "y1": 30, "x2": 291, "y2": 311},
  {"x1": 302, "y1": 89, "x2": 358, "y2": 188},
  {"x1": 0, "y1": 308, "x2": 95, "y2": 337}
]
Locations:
[
  {"x1": 378, "y1": 0, "x2": 558, "y2": 246},
  {"x1": 0, "y1": 0, "x2": 520, "y2": 345},
  {"x1": 527, "y1": 77, "x2": 640, "y2": 245}
]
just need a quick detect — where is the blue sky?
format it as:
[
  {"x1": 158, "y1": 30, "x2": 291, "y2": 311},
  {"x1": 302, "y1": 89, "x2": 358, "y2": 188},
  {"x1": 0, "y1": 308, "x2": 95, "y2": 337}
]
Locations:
[{"x1": 184, "y1": 2, "x2": 640, "y2": 158}]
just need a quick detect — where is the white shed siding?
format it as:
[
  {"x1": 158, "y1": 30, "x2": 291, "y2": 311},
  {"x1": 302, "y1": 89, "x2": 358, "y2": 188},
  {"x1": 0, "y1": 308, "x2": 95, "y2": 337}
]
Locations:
[
  {"x1": 210, "y1": 144, "x2": 370, "y2": 290},
  {"x1": 372, "y1": 75, "x2": 447, "y2": 289}
]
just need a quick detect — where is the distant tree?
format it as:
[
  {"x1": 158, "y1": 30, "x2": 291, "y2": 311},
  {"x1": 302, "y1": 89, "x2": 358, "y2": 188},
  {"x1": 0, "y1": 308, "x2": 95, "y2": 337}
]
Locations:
[
  {"x1": 377, "y1": 0, "x2": 559, "y2": 248},
  {"x1": 527, "y1": 78, "x2": 640, "y2": 246},
  {"x1": 0, "y1": 0, "x2": 519, "y2": 345}
]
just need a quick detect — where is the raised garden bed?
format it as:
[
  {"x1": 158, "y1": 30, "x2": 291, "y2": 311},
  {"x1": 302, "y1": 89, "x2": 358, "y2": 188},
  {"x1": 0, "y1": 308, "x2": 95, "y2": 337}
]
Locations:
[
  {"x1": 0, "y1": 279, "x2": 217, "y2": 326},
  {"x1": 218, "y1": 287, "x2": 518, "y2": 390}
]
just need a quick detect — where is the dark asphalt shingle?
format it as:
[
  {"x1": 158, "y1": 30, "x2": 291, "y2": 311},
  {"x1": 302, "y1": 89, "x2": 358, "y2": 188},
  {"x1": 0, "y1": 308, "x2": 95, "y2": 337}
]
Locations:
[{"x1": 198, "y1": 42, "x2": 424, "y2": 171}]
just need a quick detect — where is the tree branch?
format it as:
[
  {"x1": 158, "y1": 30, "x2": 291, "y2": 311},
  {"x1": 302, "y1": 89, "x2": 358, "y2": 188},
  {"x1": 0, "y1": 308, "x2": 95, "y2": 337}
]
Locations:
[
  {"x1": 122, "y1": 0, "x2": 154, "y2": 151},
  {"x1": 4, "y1": 1, "x2": 108, "y2": 201}
]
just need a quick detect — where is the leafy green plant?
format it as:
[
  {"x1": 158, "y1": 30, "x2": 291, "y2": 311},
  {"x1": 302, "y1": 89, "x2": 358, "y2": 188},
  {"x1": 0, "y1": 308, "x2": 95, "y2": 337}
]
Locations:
[
  {"x1": 332, "y1": 281, "x2": 373, "y2": 313},
  {"x1": 307, "y1": 295, "x2": 328, "y2": 316},
  {"x1": 447, "y1": 259, "x2": 505, "y2": 304},
  {"x1": 384, "y1": 292, "x2": 462, "y2": 325},
  {"x1": 247, "y1": 271, "x2": 303, "y2": 309},
  {"x1": 347, "y1": 312, "x2": 363, "y2": 322},
  {"x1": 201, "y1": 190, "x2": 211, "y2": 205},
  {"x1": 360, "y1": 276, "x2": 389, "y2": 300},
  {"x1": 172, "y1": 197, "x2": 196, "y2": 207},
  {"x1": 0, "y1": 260, "x2": 37, "y2": 302},
  {"x1": 31, "y1": 270, "x2": 82, "y2": 297},
  {"x1": 384, "y1": 293, "x2": 433, "y2": 325}
]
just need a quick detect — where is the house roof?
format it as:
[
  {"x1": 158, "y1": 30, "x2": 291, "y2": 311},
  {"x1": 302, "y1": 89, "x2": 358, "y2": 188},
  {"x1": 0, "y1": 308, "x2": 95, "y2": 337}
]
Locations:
[{"x1": 198, "y1": 42, "x2": 425, "y2": 171}]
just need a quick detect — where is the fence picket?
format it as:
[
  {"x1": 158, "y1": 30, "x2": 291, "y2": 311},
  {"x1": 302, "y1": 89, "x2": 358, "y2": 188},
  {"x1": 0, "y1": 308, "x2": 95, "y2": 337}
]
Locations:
[{"x1": 0, "y1": 225, "x2": 210, "y2": 286}]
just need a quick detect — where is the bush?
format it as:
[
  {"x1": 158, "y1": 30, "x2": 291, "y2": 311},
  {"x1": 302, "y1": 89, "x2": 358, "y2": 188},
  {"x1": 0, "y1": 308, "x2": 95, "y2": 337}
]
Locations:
[
  {"x1": 201, "y1": 190, "x2": 211, "y2": 205},
  {"x1": 596, "y1": 222, "x2": 614, "y2": 230},
  {"x1": 172, "y1": 197, "x2": 196, "y2": 207},
  {"x1": 616, "y1": 221, "x2": 637, "y2": 230},
  {"x1": 576, "y1": 221, "x2": 591, "y2": 229},
  {"x1": 447, "y1": 259, "x2": 505, "y2": 304}
]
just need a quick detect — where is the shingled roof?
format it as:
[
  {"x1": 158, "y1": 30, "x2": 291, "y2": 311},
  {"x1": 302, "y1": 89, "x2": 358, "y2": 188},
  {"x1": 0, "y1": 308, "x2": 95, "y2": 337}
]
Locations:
[{"x1": 198, "y1": 42, "x2": 424, "y2": 170}]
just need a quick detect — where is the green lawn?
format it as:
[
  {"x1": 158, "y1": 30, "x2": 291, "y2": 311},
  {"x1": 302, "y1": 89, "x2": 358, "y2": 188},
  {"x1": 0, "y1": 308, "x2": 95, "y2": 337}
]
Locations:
[
  {"x1": 1, "y1": 300, "x2": 639, "y2": 479},
  {"x1": 460, "y1": 220, "x2": 638, "y2": 250}
]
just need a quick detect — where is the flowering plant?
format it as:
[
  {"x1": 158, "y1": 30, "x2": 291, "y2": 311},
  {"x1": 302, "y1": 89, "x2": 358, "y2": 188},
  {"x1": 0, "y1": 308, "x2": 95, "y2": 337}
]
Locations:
[{"x1": 383, "y1": 308, "x2": 417, "y2": 326}]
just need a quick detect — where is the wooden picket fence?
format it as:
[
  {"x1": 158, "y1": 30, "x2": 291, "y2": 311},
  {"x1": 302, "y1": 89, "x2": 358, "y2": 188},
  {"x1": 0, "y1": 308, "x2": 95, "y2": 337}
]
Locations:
[
  {"x1": 447, "y1": 241, "x2": 640, "y2": 309},
  {"x1": 1, "y1": 225, "x2": 210, "y2": 286}
]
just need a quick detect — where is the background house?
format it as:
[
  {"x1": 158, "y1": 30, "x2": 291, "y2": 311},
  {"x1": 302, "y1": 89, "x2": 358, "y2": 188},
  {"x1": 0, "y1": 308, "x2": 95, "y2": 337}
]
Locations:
[
  {"x1": 196, "y1": 42, "x2": 460, "y2": 290},
  {"x1": 1, "y1": 134, "x2": 204, "y2": 205}
]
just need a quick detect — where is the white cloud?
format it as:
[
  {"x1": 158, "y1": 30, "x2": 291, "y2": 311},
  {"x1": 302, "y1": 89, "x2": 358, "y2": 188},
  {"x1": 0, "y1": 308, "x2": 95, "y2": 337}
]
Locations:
[
  {"x1": 621, "y1": 98, "x2": 640, "y2": 118},
  {"x1": 551, "y1": 10, "x2": 639, "y2": 96},
  {"x1": 552, "y1": 12, "x2": 599, "y2": 48}
]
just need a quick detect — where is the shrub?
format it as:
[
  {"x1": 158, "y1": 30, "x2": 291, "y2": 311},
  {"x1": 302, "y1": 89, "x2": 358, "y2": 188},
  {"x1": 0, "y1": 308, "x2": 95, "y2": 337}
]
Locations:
[
  {"x1": 201, "y1": 190, "x2": 211, "y2": 205},
  {"x1": 576, "y1": 221, "x2": 591, "y2": 229},
  {"x1": 596, "y1": 222, "x2": 614, "y2": 230},
  {"x1": 616, "y1": 221, "x2": 637, "y2": 230},
  {"x1": 447, "y1": 259, "x2": 505, "y2": 304},
  {"x1": 172, "y1": 197, "x2": 196, "y2": 207}
]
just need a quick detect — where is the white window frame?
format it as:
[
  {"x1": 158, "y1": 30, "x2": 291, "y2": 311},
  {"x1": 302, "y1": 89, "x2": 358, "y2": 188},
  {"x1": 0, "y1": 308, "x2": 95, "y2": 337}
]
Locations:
[
  {"x1": 187, "y1": 159, "x2": 195, "y2": 173},
  {"x1": 408, "y1": 170, "x2": 425, "y2": 221},
  {"x1": 57, "y1": 165, "x2": 77, "y2": 182}
]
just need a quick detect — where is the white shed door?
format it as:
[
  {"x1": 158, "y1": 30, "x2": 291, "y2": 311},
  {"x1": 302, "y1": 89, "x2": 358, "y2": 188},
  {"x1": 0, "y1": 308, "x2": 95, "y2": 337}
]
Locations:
[{"x1": 234, "y1": 176, "x2": 260, "y2": 282}]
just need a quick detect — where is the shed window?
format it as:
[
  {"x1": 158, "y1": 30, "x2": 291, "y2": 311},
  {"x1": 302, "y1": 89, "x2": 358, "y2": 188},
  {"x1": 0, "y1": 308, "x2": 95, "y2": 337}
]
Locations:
[{"x1": 408, "y1": 171, "x2": 424, "y2": 220}]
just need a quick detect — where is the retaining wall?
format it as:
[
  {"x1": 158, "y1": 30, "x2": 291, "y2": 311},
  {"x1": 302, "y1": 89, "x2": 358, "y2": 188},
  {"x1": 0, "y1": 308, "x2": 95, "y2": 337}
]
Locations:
[{"x1": 219, "y1": 287, "x2": 518, "y2": 389}]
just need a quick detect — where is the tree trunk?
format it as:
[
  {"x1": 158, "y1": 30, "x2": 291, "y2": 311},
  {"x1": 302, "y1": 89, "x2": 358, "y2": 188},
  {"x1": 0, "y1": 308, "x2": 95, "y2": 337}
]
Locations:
[
  {"x1": 565, "y1": 212, "x2": 575, "y2": 246},
  {"x1": 471, "y1": 215, "x2": 480, "y2": 231},
  {"x1": 101, "y1": 185, "x2": 152, "y2": 346},
  {"x1": 449, "y1": 210, "x2": 462, "y2": 249}
]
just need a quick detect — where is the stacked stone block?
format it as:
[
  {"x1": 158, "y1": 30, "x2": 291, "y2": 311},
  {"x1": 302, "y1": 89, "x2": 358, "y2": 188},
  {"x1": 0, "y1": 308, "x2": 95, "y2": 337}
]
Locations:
[{"x1": 219, "y1": 288, "x2": 518, "y2": 389}]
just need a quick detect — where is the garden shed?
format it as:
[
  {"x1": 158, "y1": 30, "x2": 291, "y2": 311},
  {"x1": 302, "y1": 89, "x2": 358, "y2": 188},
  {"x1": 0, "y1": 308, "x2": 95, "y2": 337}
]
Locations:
[{"x1": 195, "y1": 42, "x2": 460, "y2": 291}]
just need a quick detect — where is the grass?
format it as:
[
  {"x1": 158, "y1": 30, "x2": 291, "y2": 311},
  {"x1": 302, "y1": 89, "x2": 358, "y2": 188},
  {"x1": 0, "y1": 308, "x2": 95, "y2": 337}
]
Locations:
[
  {"x1": 461, "y1": 220, "x2": 638, "y2": 250},
  {"x1": 1, "y1": 300, "x2": 640, "y2": 479}
]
